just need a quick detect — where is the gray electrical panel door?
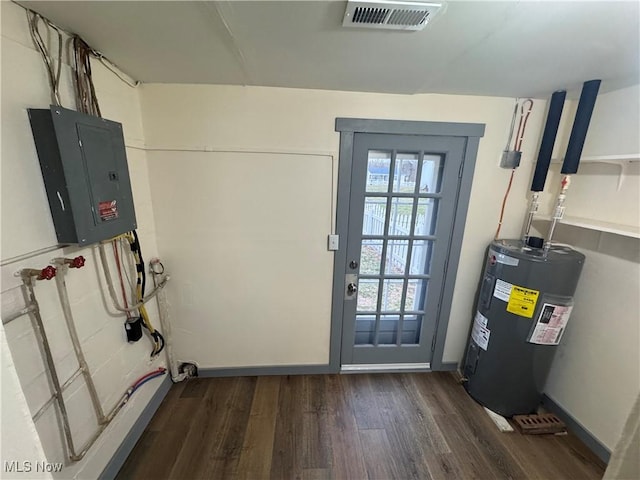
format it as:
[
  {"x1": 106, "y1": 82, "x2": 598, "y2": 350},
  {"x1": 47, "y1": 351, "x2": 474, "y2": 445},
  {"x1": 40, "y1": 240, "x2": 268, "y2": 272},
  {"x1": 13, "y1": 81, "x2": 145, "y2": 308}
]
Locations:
[{"x1": 28, "y1": 106, "x2": 137, "y2": 245}]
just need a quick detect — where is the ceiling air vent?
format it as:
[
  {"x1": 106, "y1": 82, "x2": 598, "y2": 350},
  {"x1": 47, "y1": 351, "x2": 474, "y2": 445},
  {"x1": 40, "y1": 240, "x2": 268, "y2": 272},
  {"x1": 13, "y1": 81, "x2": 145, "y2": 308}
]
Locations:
[{"x1": 343, "y1": 1, "x2": 442, "y2": 31}]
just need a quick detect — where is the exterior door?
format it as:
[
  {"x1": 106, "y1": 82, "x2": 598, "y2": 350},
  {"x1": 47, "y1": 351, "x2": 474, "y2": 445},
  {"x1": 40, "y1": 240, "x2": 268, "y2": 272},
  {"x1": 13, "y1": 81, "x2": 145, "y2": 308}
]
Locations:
[{"x1": 339, "y1": 132, "x2": 467, "y2": 367}]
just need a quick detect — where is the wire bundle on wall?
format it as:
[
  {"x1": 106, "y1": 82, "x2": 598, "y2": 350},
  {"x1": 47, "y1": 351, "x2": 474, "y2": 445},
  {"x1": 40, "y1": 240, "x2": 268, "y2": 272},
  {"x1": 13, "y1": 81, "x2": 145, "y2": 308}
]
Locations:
[
  {"x1": 73, "y1": 36, "x2": 102, "y2": 117},
  {"x1": 495, "y1": 99, "x2": 534, "y2": 240},
  {"x1": 58, "y1": 19, "x2": 166, "y2": 358},
  {"x1": 127, "y1": 231, "x2": 165, "y2": 357},
  {"x1": 27, "y1": 11, "x2": 63, "y2": 106}
]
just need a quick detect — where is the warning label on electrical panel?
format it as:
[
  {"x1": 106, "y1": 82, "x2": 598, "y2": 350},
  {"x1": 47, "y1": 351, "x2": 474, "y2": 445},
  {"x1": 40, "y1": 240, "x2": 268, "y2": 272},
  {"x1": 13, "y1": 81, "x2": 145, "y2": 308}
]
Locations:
[
  {"x1": 528, "y1": 303, "x2": 573, "y2": 345},
  {"x1": 493, "y1": 279, "x2": 512, "y2": 302},
  {"x1": 471, "y1": 311, "x2": 490, "y2": 350},
  {"x1": 506, "y1": 285, "x2": 540, "y2": 318},
  {"x1": 98, "y1": 200, "x2": 119, "y2": 222}
]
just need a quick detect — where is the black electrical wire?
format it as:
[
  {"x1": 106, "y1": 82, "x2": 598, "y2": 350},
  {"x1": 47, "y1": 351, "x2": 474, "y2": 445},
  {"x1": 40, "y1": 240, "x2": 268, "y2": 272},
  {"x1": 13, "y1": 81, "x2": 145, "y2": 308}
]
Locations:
[{"x1": 132, "y1": 230, "x2": 146, "y2": 297}]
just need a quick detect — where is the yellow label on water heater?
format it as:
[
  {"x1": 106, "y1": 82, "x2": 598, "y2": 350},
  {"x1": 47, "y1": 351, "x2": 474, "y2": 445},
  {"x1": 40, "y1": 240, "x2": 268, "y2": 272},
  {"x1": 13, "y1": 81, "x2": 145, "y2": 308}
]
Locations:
[{"x1": 506, "y1": 285, "x2": 540, "y2": 318}]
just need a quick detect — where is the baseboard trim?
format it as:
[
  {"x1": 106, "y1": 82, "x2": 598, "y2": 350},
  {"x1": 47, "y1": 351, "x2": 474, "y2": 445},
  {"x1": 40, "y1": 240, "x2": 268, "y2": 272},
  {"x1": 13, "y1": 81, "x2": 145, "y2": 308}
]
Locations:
[
  {"x1": 100, "y1": 375, "x2": 172, "y2": 480},
  {"x1": 541, "y1": 394, "x2": 611, "y2": 464},
  {"x1": 199, "y1": 361, "x2": 459, "y2": 377},
  {"x1": 199, "y1": 364, "x2": 335, "y2": 377},
  {"x1": 439, "y1": 361, "x2": 459, "y2": 372}
]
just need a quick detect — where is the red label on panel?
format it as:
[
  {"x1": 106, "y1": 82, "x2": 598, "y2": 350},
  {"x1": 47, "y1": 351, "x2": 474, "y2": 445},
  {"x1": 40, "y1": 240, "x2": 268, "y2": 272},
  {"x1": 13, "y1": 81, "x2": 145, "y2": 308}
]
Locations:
[{"x1": 98, "y1": 200, "x2": 119, "y2": 222}]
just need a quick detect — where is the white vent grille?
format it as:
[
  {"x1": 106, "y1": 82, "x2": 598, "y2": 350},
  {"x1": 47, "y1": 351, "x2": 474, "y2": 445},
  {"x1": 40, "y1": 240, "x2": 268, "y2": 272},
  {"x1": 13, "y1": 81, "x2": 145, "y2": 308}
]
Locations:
[{"x1": 343, "y1": 1, "x2": 442, "y2": 31}]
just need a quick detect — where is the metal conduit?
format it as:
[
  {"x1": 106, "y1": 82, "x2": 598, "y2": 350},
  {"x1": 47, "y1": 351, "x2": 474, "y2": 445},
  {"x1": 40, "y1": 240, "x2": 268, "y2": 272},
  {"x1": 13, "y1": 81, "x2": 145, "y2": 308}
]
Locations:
[
  {"x1": 53, "y1": 261, "x2": 106, "y2": 423},
  {"x1": 22, "y1": 273, "x2": 78, "y2": 460},
  {"x1": 6, "y1": 265, "x2": 167, "y2": 463}
]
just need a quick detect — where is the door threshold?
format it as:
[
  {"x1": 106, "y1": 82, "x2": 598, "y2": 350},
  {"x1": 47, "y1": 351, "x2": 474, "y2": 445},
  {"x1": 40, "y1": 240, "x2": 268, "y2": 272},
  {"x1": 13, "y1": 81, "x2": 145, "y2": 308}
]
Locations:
[{"x1": 341, "y1": 363, "x2": 431, "y2": 374}]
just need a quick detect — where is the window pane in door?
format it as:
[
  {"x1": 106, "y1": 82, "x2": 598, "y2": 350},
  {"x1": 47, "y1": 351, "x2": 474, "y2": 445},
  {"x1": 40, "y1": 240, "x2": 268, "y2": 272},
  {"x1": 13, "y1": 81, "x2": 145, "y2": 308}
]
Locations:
[
  {"x1": 388, "y1": 197, "x2": 413, "y2": 236},
  {"x1": 410, "y1": 240, "x2": 434, "y2": 274},
  {"x1": 363, "y1": 197, "x2": 387, "y2": 235},
  {"x1": 405, "y1": 279, "x2": 428, "y2": 312},
  {"x1": 357, "y1": 279, "x2": 379, "y2": 312},
  {"x1": 381, "y1": 279, "x2": 404, "y2": 312},
  {"x1": 354, "y1": 315, "x2": 375, "y2": 345},
  {"x1": 384, "y1": 240, "x2": 409, "y2": 275},
  {"x1": 392, "y1": 153, "x2": 419, "y2": 193},
  {"x1": 401, "y1": 314, "x2": 423, "y2": 345},
  {"x1": 415, "y1": 198, "x2": 438, "y2": 235},
  {"x1": 366, "y1": 151, "x2": 392, "y2": 193},
  {"x1": 419, "y1": 155, "x2": 444, "y2": 193},
  {"x1": 377, "y1": 315, "x2": 400, "y2": 345},
  {"x1": 360, "y1": 240, "x2": 383, "y2": 275}
]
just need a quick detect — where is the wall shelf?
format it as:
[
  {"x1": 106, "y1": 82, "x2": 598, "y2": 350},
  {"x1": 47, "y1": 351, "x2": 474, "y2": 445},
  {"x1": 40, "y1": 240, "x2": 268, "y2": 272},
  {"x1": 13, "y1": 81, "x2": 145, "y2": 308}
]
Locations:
[
  {"x1": 551, "y1": 153, "x2": 640, "y2": 190},
  {"x1": 535, "y1": 215, "x2": 640, "y2": 239}
]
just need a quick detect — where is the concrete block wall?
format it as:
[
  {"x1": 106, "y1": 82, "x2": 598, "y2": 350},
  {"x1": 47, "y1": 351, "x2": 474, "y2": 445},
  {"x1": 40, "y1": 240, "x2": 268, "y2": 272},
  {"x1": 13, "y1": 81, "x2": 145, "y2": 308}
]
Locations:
[{"x1": 1, "y1": 2, "x2": 166, "y2": 478}]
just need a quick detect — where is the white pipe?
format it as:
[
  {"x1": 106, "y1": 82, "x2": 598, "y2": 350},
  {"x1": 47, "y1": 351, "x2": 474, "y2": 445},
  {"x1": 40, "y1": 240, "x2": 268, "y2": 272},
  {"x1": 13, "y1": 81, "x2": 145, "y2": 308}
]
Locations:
[
  {"x1": 150, "y1": 261, "x2": 187, "y2": 382},
  {"x1": 522, "y1": 191, "x2": 540, "y2": 243},
  {"x1": 53, "y1": 261, "x2": 106, "y2": 423},
  {"x1": 544, "y1": 176, "x2": 571, "y2": 252}
]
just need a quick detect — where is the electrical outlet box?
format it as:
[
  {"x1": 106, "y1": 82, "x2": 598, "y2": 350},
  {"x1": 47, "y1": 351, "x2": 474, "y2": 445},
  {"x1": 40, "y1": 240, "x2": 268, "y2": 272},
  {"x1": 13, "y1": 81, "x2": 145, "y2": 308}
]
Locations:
[
  {"x1": 500, "y1": 150, "x2": 522, "y2": 169},
  {"x1": 28, "y1": 106, "x2": 137, "y2": 245}
]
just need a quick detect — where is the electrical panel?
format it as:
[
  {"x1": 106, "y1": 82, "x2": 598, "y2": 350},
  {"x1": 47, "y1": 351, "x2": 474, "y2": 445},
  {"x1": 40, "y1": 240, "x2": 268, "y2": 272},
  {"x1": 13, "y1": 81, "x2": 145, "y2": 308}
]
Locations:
[{"x1": 28, "y1": 106, "x2": 137, "y2": 245}]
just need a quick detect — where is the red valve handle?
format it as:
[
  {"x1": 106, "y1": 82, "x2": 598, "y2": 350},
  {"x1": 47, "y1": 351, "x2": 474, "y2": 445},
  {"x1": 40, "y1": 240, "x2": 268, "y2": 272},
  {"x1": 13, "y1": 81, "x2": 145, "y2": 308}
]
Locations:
[
  {"x1": 39, "y1": 266, "x2": 57, "y2": 280},
  {"x1": 70, "y1": 256, "x2": 85, "y2": 269}
]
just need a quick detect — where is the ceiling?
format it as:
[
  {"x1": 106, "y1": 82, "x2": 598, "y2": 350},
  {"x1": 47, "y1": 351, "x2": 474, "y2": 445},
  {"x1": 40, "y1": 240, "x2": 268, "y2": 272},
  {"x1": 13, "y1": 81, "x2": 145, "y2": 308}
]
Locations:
[{"x1": 22, "y1": 1, "x2": 640, "y2": 98}]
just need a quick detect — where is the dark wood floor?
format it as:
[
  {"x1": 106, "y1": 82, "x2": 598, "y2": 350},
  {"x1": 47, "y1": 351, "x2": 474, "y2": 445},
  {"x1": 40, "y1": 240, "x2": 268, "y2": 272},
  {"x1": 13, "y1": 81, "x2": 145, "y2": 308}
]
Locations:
[{"x1": 117, "y1": 372, "x2": 605, "y2": 480}]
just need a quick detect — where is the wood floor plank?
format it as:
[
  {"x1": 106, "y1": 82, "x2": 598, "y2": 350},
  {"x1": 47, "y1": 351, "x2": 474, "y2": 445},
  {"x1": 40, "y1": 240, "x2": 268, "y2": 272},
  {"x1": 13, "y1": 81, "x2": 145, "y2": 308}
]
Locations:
[
  {"x1": 117, "y1": 372, "x2": 606, "y2": 480},
  {"x1": 359, "y1": 428, "x2": 405, "y2": 480},
  {"x1": 299, "y1": 374, "x2": 332, "y2": 471},
  {"x1": 270, "y1": 376, "x2": 303, "y2": 479},
  {"x1": 378, "y1": 390, "x2": 434, "y2": 479},
  {"x1": 179, "y1": 377, "x2": 210, "y2": 398},
  {"x1": 236, "y1": 375, "x2": 281, "y2": 480},
  {"x1": 302, "y1": 375, "x2": 328, "y2": 414},
  {"x1": 302, "y1": 468, "x2": 331, "y2": 480},
  {"x1": 409, "y1": 372, "x2": 458, "y2": 416},
  {"x1": 167, "y1": 377, "x2": 239, "y2": 479},
  {"x1": 422, "y1": 451, "x2": 465, "y2": 480},
  {"x1": 433, "y1": 413, "x2": 505, "y2": 479},
  {"x1": 124, "y1": 396, "x2": 201, "y2": 479},
  {"x1": 115, "y1": 430, "x2": 158, "y2": 479},
  {"x1": 432, "y1": 372, "x2": 530, "y2": 479},
  {"x1": 324, "y1": 374, "x2": 368, "y2": 480},
  {"x1": 145, "y1": 380, "x2": 187, "y2": 432},
  {"x1": 199, "y1": 377, "x2": 257, "y2": 480},
  {"x1": 398, "y1": 373, "x2": 452, "y2": 454}
]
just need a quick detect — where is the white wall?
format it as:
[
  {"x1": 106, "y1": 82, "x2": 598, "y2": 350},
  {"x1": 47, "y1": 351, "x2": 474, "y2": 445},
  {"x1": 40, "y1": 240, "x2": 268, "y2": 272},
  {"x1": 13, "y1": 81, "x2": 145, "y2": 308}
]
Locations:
[
  {"x1": 1, "y1": 3, "x2": 165, "y2": 478},
  {"x1": 140, "y1": 84, "x2": 546, "y2": 368},
  {"x1": 542, "y1": 83, "x2": 640, "y2": 453}
]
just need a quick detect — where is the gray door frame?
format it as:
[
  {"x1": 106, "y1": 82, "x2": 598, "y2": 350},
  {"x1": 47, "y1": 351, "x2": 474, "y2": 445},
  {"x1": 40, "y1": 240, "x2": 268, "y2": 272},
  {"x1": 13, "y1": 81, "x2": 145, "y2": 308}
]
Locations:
[{"x1": 328, "y1": 118, "x2": 485, "y2": 372}]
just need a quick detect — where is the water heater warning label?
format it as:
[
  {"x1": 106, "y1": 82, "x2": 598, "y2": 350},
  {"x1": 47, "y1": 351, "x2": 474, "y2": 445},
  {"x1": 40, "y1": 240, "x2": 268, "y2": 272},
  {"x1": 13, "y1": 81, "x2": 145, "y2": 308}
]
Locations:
[
  {"x1": 493, "y1": 279, "x2": 512, "y2": 302},
  {"x1": 471, "y1": 311, "x2": 490, "y2": 350},
  {"x1": 528, "y1": 303, "x2": 573, "y2": 345},
  {"x1": 506, "y1": 285, "x2": 539, "y2": 318}
]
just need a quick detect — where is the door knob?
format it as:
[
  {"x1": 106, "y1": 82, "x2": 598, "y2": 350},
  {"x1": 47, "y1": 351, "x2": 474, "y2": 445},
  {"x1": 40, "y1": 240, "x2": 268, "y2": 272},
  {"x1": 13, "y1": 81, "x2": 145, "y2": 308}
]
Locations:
[{"x1": 347, "y1": 283, "x2": 358, "y2": 295}]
